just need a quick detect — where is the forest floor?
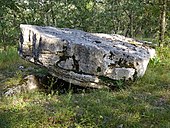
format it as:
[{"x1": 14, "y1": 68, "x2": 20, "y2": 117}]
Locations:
[{"x1": 0, "y1": 46, "x2": 170, "y2": 128}]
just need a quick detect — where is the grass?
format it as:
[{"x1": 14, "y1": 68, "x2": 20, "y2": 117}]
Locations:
[
  {"x1": 0, "y1": 46, "x2": 170, "y2": 128},
  {"x1": 0, "y1": 46, "x2": 28, "y2": 80}
]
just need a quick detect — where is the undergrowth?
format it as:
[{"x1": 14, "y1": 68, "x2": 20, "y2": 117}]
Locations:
[{"x1": 0, "y1": 46, "x2": 170, "y2": 128}]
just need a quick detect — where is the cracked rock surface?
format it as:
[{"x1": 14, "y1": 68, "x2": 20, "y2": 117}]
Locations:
[{"x1": 19, "y1": 24, "x2": 155, "y2": 88}]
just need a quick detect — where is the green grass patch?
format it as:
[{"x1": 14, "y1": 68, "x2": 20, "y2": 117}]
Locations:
[
  {"x1": 0, "y1": 46, "x2": 47, "y2": 93},
  {"x1": 0, "y1": 46, "x2": 170, "y2": 127},
  {"x1": 0, "y1": 47, "x2": 20, "y2": 69}
]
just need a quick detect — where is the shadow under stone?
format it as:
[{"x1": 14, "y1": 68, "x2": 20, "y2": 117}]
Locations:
[{"x1": 38, "y1": 74, "x2": 97, "y2": 95}]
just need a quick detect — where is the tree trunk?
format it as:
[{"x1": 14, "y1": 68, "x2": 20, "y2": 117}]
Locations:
[
  {"x1": 159, "y1": 0, "x2": 167, "y2": 46},
  {"x1": 129, "y1": 13, "x2": 134, "y2": 38},
  {"x1": 2, "y1": 30, "x2": 7, "y2": 51}
]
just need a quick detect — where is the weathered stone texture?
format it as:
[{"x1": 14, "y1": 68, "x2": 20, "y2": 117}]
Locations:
[{"x1": 19, "y1": 24, "x2": 155, "y2": 88}]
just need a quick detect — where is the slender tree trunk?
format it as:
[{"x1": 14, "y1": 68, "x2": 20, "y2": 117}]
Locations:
[
  {"x1": 123, "y1": 7, "x2": 134, "y2": 38},
  {"x1": 51, "y1": 7, "x2": 55, "y2": 26},
  {"x1": 129, "y1": 13, "x2": 134, "y2": 38},
  {"x1": 2, "y1": 29, "x2": 7, "y2": 51},
  {"x1": 159, "y1": 0, "x2": 167, "y2": 46}
]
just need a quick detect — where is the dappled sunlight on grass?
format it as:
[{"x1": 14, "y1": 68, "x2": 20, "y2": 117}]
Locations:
[
  {"x1": 0, "y1": 86, "x2": 170, "y2": 127},
  {"x1": 0, "y1": 92, "x2": 66, "y2": 127},
  {"x1": 0, "y1": 47, "x2": 170, "y2": 127}
]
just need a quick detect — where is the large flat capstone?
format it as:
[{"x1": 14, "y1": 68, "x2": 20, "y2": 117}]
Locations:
[{"x1": 19, "y1": 24, "x2": 155, "y2": 88}]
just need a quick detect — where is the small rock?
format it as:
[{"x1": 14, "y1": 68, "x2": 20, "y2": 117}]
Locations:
[
  {"x1": 117, "y1": 124, "x2": 124, "y2": 128},
  {"x1": 23, "y1": 75, "x2": 39, "y2": 90},
  {"x1": 18, "y1": 65, "x2": 24, "y2": 70},
  {"x1": 3, "y1": 75, "x2": 39, "y2": 96}
]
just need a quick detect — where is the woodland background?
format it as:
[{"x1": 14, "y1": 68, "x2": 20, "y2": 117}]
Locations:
[{"x1": 0, "y1": 0, "x2": 170, "y2": 49}]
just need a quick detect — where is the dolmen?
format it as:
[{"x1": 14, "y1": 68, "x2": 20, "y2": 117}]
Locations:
[{"x1": 19, "y1": 24, "x2": 155, "y2": 88}]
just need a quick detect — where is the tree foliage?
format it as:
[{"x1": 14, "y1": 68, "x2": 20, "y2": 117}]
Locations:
[{"x1": 0, "y1": 0, "x2": 169, "y2": 48}]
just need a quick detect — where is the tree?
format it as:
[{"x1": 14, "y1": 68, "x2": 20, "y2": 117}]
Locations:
[
  {"x1": 0, "y1": 0, "x2": 18, "y2": 50},
  {"x1": 0, "y1": 0, "x2": 169, "y2": 49},
  {"x1": 158, "y1": 0, "x2": 167, "y2": 46}
]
